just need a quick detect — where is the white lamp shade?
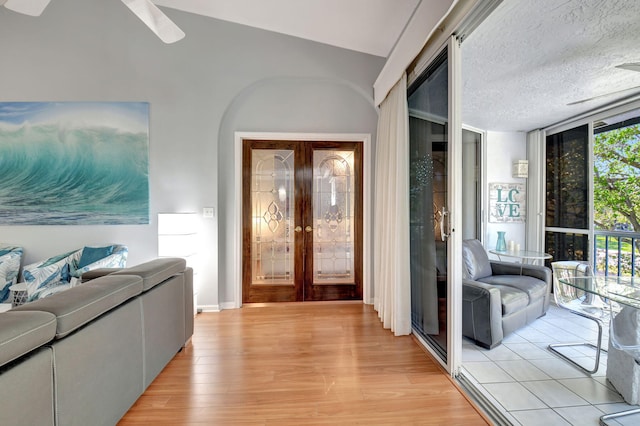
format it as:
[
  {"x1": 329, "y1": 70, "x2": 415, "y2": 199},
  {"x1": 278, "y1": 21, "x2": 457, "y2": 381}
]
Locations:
[
  {"x1": 157, "y1": 213, "x2": 199, "y2": 263},
  {"x1": 158, "y1": 213, "x2": 198, "y2": 235},
  {"x1": 158, "y1": 234, "x2": 197, "y2": 257}
]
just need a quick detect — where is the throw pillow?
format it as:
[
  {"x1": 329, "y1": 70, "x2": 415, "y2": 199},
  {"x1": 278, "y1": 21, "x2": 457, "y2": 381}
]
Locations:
[
  {"x1": 462, "y1": 239, "x2": 493, "y2": 280},
  {"x1": 28, "y1": 281, "x2": 73, "y2": 302},
  {"x1": 0, "y1": 249, "x2": 22, "y2": 303},
  {"x1": 78, "y1": 246, "x2": 115, "y2": 269},
  {"x1": 21, "y1": 249, "x2": 80, "y2": 303}
]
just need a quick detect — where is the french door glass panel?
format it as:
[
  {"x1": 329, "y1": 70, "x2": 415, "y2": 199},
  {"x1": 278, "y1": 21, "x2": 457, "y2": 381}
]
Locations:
[
  {"x1": 313, "y1": 150, "x2": 355, "y2": 284},
  {"x1": 251, "y1": 149, "x2": 295, "y2": 284}
]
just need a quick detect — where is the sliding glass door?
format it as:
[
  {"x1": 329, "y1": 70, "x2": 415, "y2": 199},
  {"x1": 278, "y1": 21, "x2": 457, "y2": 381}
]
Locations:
[
  {"x1": 408, "y1": 49, "x2": 448, "y2": 359},
  {"x1": 407, "y1": 36, "x2": 462, "y2": 372}
]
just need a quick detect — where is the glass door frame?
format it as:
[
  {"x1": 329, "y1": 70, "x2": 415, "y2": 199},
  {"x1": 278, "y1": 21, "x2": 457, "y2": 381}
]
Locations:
[
  {"x1": 449, "y1": 35, "x2": 464, "y2": 378},
  {"x1": 233, "y1": 132, "x2": 372, "y2": 308}
]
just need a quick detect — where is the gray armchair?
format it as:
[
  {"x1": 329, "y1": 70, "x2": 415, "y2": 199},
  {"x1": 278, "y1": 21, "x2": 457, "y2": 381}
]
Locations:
[{"x1": 462, "y1": 239, "x2": 552, "y2": 349}]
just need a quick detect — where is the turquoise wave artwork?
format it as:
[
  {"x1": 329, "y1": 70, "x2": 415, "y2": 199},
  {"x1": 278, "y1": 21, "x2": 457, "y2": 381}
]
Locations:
[{"x1": 0, "y1": 102, "x2": 149, "y2": 225}]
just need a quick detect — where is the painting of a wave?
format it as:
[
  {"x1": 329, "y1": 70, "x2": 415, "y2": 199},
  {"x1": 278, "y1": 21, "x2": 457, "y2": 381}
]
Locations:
[{"x1": 0, "y1": 102, "x2": 149, "y2": 225}]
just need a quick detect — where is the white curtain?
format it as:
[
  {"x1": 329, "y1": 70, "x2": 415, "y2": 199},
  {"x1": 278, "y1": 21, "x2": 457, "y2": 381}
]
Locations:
[{"x1": 373, "y1": 73, "x2": 411, "y2": 336}]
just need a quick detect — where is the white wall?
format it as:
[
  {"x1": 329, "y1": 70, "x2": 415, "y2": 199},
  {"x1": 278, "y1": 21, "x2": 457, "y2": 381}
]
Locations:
[
  {"x1": 0, "y1": 0, "x2": 384, "y2": 310},
  {"x1": 484, "y1": 131, "x2": 527, "y2": 260}
]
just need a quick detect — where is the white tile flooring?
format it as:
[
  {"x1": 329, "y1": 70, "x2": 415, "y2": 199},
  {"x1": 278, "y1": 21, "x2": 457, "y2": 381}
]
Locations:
[{"x1": 461, "y1": 304, "x2": 640, "y2": 425}]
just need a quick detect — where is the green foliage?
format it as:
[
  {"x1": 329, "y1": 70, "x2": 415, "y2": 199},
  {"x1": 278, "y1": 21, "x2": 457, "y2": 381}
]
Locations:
[
  {"x1": 595, "y1": 235, "x2": 634, "y2": 252},
  {"x1": 593, "y1": 124, "x2": 640, "y2": 231}
]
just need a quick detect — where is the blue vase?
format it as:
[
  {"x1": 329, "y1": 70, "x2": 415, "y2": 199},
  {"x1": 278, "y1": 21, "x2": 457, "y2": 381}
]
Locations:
[{"x1": 496, "y1": 231, "x2": 507, "y2": 251}]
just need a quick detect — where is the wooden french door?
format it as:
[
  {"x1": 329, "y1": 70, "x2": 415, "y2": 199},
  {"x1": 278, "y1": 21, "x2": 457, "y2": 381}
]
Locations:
[{"x1": 242, "y1": 139, "x2": 363, "y2": 303}]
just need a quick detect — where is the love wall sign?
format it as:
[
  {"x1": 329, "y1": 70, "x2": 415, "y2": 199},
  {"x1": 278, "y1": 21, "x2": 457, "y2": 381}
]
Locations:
[{"x1": 489, "y1": 183, "x2": 526, "y2": 223}]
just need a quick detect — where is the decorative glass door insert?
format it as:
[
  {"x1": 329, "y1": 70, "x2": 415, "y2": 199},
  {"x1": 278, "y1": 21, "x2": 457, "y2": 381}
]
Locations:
[
  {"x1": 251, "y1": 149, "x2": 294, "y2": 285},
  {"x1": 312, "y1": 150, "x2": 355, "y2": 285},
  {"x1": 243, "y1": 140, "x2": 362, "y2": 303}
]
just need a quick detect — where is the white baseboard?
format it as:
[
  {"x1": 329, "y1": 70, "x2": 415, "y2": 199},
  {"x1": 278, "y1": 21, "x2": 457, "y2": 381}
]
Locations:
[
  {"x1": 220, "y1": 301, "x2": 238, "y2": 310},
  {"x1": 197, "y1": 304, "x2": 221, "y2": 313}
]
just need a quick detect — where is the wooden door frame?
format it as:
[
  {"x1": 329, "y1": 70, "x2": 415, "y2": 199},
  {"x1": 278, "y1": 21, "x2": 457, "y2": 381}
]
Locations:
[{"x1": 234, "y1": 132, "x2": 371, "y2": 308}]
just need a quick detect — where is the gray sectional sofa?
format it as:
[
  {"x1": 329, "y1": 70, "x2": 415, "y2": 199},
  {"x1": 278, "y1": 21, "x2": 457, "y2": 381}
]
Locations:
[
  {"x1": 462, "y1": 239, "x2": 552, "y2": 349},
  {"x1": 0, "y1": 257, "x2": 193, "y2": 426}
]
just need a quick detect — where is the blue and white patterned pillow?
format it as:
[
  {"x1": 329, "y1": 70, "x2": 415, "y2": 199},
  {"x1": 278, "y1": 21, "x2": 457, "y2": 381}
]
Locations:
[
  {"x1": 21, "y1": 249, "x2": 81, "y2": 302},
  {"x1": 21, "y1": 245, "x2": 128, "y2": 303},
  {"x1": 0, "y1": 246, "x2": 23, "y2": 303},
  {"x1": 75, "y1": 245, "x2": 128, "y2": 275}
]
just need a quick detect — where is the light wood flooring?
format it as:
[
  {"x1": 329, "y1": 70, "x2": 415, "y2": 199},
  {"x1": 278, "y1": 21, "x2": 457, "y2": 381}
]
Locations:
[{"x1": 119, "y1": 302, "x2": 488, "y2": 425}]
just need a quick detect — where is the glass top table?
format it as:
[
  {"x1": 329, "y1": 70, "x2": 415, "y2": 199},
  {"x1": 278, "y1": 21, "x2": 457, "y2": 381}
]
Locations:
[
  {"x1": 559, "y1": 274, "x2": 640, "y2": 422},
  {"x1": 489, "y1": 249, "x2": 552, "y2": 264},
  {"x1": 558, "y1": 275, "x2": 640, "y2": 309}
]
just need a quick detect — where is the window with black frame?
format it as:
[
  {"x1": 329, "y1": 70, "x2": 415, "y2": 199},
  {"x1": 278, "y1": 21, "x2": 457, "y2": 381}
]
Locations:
[{"x1": 545, "y1": 124, "x2": 590, "y2": 262}]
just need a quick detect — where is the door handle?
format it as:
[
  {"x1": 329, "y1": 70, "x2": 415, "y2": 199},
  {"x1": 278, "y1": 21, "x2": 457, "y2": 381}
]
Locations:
[
  {"x1": 440, "y1": 206, "x2": 450, "y2": 241},
  {"x1": 294, "y1": 226, "x2": 302, "y2": 233},
  {"x1": 305, "y1": 226, "x2": 313, "y2": 233}
]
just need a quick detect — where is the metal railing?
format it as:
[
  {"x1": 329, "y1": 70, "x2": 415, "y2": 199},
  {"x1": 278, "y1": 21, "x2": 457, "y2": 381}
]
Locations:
[{"x1": 593, "y1": 230, "x2": 640, "y2": 277}]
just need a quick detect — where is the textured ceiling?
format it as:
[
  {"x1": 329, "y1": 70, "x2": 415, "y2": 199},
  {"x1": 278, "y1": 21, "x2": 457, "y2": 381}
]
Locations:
[
  {"x1": 154, "y1": 0, "x2": 420, "y2": 57},
  {"x1": 462, "y1": 0, "x2": 640, "y2": 132}
]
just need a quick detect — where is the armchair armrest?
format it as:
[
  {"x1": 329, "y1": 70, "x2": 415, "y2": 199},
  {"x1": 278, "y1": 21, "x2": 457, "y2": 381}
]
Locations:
[{"x1": 462, "y1": 279, "x2": 504, "y2": 349}]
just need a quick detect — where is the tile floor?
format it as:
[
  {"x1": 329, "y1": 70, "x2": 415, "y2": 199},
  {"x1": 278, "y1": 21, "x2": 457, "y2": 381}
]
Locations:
[{"x1": 461, "y1": 304, "x2": 640, "y2": 425}]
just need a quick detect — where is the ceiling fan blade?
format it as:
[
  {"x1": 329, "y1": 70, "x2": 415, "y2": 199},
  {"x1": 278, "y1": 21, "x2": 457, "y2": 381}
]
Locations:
[
  {"x1": 3, "y1": 0, "x2": 51, "y2": 16},
  {"x1": 616, "y1": 62, "x2": 640, "y2": 73},
  {"x1": 121, "y1": 0, "x2": 185, "y2": 44},
  {"x1": 567, "y1": 85, "x2": 640, "y2": 106}
]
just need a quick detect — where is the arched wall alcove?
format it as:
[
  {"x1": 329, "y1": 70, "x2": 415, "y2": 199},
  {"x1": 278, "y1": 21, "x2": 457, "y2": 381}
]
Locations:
[{"x1": 216, "y1": 76, "x2": 378, "y2": 307}]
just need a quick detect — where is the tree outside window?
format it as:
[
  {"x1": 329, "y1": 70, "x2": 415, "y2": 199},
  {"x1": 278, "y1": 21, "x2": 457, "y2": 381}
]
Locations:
[{"x1": 593, "y1": 123, "x2": 640, "y2": 275}]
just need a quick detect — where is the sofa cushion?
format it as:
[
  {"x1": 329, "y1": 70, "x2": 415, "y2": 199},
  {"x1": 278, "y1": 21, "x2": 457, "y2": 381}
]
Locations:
[
  {"x1": 479, "y1": 274, "x2": 547, "y2": 304},
  {"x1": 80, "y1": 268, "x2": 122, "y2": 281},
  {"x1": 112, "y1": 258, "x2": 186, "y2": 291},
  {"x1": 0, "y1": 311, "x2": 57, "y2": 367},
  {"x1": 462, "y1": 239, "x2": 493, "y2": 280},
  {"x1": 486, "y1": 284, "x2": 529, "y2": 315},
  {"x1": 12, "y1": 275, "x2": 143, "y2": 338}
]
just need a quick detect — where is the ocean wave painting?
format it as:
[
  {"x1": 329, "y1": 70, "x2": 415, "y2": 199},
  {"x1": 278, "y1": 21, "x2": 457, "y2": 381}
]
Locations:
[{"x1": 0, "y1": 102, "x2": 149, "y2": 225}]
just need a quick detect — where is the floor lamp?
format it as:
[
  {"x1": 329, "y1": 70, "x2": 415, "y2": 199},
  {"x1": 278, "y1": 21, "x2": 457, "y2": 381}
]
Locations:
[{"x1": 158, "y1": 212, "x2": 199, "y2": 315}]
